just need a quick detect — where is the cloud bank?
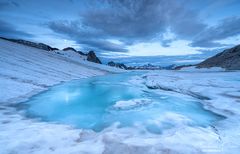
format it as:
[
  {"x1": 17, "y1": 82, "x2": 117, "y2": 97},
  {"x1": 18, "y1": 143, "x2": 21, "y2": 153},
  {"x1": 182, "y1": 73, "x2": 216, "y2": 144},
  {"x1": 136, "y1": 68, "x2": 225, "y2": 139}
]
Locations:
[{"x1": 0, "y1": 0, "x2": 240, "y2": 54}]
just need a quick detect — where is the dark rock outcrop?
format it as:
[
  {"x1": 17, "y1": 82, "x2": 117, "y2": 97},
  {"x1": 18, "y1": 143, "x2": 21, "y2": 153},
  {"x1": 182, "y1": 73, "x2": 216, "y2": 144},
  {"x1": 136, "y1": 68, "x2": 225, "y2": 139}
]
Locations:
[
  {"x1": 63, "y1": 47, "x2": 77, "y2": 52},
  {"x1": 174, "y1": 64, "x2": 194, "y2": 70},
  {"x1": 87, "y1": 51, "x2": 102, "y2": 64},
  {"x1": 197, "y1": 44, "x2": 240, "y2": 70},
  {"x1": 51, "y1": 47, "x2": 59, "y2": 51},
  {"x1": 63, "y1": 48, "x2": 102, "y2": 64},
  {"x1": 0, "y1": 37, "x2": 58, "y2": 51},
  {"x1": 63, "y1": 47, "x2": 86, "y2": 56},
  {"x1": 107, "y1": 61, "x2": 128, "y2": 69}
]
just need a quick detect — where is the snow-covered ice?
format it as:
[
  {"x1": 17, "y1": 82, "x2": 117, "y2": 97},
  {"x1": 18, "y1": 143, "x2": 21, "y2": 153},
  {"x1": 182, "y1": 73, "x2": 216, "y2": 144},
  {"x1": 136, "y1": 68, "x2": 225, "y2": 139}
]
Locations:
[
  {"x1": 135, "y1": 69, "x2": 240, "y2": 153},
  {"x1": 113, "y1": 99, "x2": 152, "y2": 110},
  {"x1": 1, "y1": 38, "x2": 240, "y2": 153}
]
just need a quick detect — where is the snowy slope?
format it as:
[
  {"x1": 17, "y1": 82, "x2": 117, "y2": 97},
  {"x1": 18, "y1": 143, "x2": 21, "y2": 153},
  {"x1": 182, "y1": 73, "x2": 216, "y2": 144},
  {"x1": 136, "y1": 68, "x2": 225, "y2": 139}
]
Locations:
[
  {"x1": 0, "y1": 39, "x2": 127, "y2": 154},
  {"x1": 55, "y1": 49, "x2": 124, "y2": 73},
  {"x1": 0, "y1": 38, "x2": 122, "y2": 103}
]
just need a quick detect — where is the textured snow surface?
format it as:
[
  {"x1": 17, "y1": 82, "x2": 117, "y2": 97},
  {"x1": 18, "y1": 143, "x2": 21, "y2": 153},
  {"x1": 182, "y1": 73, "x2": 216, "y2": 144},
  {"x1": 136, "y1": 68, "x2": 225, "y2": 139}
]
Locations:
[
  {"x1": 0, "y1": 38, "x2": 120, "y2": 153},
  {"x1": 0, "y1": 39, "x2": 122, "y2": 104},
  {"x1": 113, "y1": 99, "x2": 153, "y2": 110},
  {"x1": 1, "y1": 39, "x2": 240, "y2": 153},
  {"x1": 137, "y1": 69, "x2": 240, "y2": 153}
]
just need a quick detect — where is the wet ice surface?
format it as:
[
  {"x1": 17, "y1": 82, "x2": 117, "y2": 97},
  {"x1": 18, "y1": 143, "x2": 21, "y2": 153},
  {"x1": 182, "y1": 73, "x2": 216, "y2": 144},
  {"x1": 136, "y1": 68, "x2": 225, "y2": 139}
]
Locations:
[
  {"x1": 2, "y1": 69, "x2": 240, "y2": 154},
  {"x1": 23, "y1": 72, "x2": 223, "y2": 134}
]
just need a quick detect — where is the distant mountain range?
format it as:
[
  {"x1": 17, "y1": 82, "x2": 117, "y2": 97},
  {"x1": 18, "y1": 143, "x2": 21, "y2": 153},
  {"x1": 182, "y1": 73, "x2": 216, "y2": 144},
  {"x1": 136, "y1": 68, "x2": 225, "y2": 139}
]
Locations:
[
  {"x1": 1, "y1": 37, "x2": 239, "y2": 70},
  {"x1": 108, "y1": 44, "x2": 240, "y2": 70},
  {"x1": 107, "y1": 61, "x2": 177, "y2": 70}
]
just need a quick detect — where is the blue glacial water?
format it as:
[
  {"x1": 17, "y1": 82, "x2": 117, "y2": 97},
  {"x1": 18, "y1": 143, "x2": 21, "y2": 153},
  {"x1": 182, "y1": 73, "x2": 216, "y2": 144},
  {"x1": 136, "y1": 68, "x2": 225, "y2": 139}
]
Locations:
[{"x1": 23, "y1": 72, "x2": 224, "y2": 133}]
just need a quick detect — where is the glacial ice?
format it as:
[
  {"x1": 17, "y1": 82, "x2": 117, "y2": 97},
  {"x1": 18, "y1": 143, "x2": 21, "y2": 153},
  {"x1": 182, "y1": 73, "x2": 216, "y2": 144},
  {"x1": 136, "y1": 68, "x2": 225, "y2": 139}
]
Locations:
[{"x1": 1, "y1": 39, "x2": 240, "y2": 153}]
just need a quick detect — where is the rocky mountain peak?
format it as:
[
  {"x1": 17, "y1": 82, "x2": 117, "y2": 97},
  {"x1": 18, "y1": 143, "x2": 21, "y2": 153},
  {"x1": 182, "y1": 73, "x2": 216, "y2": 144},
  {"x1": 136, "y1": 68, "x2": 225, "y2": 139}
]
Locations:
[{"x1": 87, "y1": 51, "x2": 102, "y2": 64}]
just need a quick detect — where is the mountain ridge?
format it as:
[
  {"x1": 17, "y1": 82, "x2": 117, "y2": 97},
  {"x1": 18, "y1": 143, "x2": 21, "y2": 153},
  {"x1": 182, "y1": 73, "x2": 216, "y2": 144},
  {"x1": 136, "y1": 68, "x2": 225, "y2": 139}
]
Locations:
[
  {"x1": 196, "y1": 44, "x2": 240, "y2": 70},
  {"x1": 0, "y1": 37, "x2": 102, "y2": 64}
]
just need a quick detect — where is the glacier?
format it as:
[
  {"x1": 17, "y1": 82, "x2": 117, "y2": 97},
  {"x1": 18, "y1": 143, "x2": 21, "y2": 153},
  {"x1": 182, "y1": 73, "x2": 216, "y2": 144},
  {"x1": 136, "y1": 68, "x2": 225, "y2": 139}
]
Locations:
[
  {"x1": 1, "y1": 38, "x2": 240, "y2": 154},
  {"x1": 22, "y1": 72, "x2": 223, "y2": 133}
]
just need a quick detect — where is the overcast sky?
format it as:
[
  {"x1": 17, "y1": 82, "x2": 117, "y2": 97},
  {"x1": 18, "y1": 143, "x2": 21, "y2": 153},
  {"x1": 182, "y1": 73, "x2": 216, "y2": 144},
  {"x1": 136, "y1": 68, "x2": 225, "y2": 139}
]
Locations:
[{"x1": 0, "y1": 0, "x2": 240, "y2": 57}]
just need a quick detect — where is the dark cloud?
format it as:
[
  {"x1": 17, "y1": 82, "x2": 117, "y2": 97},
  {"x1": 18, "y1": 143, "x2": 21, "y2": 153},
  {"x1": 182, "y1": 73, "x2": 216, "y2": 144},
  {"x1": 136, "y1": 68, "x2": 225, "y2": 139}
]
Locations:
[
  {"x1": 0, "y1": 20, "x2": 32, "y2": 38},
  {"x1": 2, "y1": 0, "x2": 239, "y2": 53},
  {"x1": 0, "y1": 2, "x2": 10, "y2": 9},
  {"x1": 170, "y1": 10, "x2": 206, "y2": 39},
  {"x1": 161, "y1": 39, "x2": 174, "y2": 47},
  {"x1": 48, "y1": 20, "x2": 100, "y2": 39},
  {"x1": 0, "y1": 1, "x2": 19, "y2": 9},
  {"x1": 191, "y1": 17, "x2": 240, "y2": 47},
  {"x1": 80, "y1": 39, "x2": 128, "y2": 52},
  {"x1": 47, "y1": 0, "x2": 207, "y2": 52},
  {"x1": 81, "y1": 0, "x2": 207, "y2": 42},
  {"x1": 48, "y1": 20, "x2": 127, "y2": 52},
  {"x1": 80, "y1": 0, "x2": 168, "y2": 42},
  {"x1": 11, "y1": 1, "x2": 20, "y2": 7}
]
